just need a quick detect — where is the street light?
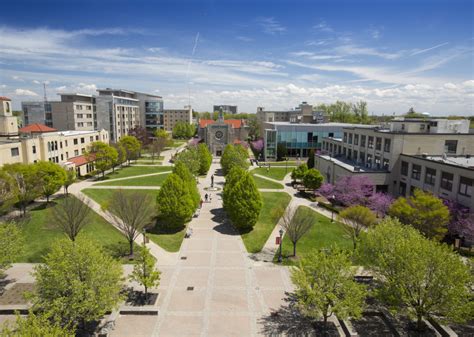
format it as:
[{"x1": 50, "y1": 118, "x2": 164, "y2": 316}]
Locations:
[
  {"x1": 278, "y1": 228, "x2": 284, "y2": 263},
  {"x1": 330, "y1": 195, "x2": 335, "y2": 223},
  {"x1": 285, "y1": 157, "x2": 289, "y2": 174}
]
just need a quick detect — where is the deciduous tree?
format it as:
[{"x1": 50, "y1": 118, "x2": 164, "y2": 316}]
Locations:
[
  {"x1": 339, "y1": 205, "x2": 377, "y2": 250},
  {"x1": 276, "y1": 143, "x2": 287, "y2": 161},
  {"x1": 63, "y1": 169, "x2": 76, "y2": 195},
  {"x1": 0, "y1": 221, "x2": 24, "y2": 276},
  {"x1": 197, "y1": 143, "x2": 212, "y2": 175},
  {"x1": 35, "y1": 161, "x2": 67, "y2": 203},
  {"x1": 88, "y1": 142, "x2": 118, "y2": 177},
  {"x1": 1, "y1": 311, "x2": 74, "y2": 337},
  {"x1": 2, "y1": 163, "x2": 41, "y2": 216},
  {"x1": 119, "y1": 135, "x2": 142, "y2": 165},
  {"x1": 291, "y1": 163, "x2": 308, "y2": 184},
  {"x1": 220, "y1": 144, "x2": 249, "y2": 175},
  {"x1": 367, "y1": 192, "x2": 394, "y2": 217},
  {"x1": 174, "y1": 147, "x2": 200, "y2": 176},
  {"x1": 30, "y1": 237, "x2": 123, "y2": 330},
  {"x1": 307, "y1": 149, "x2": 315, "y2": 168},
  {"x1": 129, "y1": 244, "x2": 161, "y2": 300},
  {"x1": 358, "y1": 218, "x2": 473, "y2": 330},
  {"x1": 302, "y1": 168, "x2": 324, "y2": 191},
  {"x1": 111, "y1": 142, "x2": 126, "y2": 171},
  {"x1": 292, "y1": 249, "x2": 366, "y2": 329},
  {"x1": 108, "y1": 189, "x2": 154, "y2": 256},
  {"x1": 0, "y1": 169, "x2": 18, "y2": 214},
  {"x1": 280, "y1": 205, "x2": 313, "y2": 256},
  {"x1": 51, "y1": 195, "x2": 92, "y2": 242},
  {"x1": 389, "y1": 189, "x2": 450, "y2": 240},
  {"x1": 173, "y1": 161, "x2": 200, "y2": 208}
]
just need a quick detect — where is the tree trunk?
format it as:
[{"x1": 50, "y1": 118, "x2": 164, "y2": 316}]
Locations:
[
  {"x1": 353, "y1": 238, "x2": 357, "y2": 250},
  {"x1": 129, "y1": 239, "x2": 134, "y2": 257},
  {"x1": 292, "y1": 242, "x2": 297, "y2": 257},
  {"x1": 416, "y1": 314, "x2": 424, "y2": 331},
  {"x1": 144, "y1": 285, "x2": 148, "y2": 300},
  {"x1": 46, "y1": 195, "x2": 49, "y2": 203}
]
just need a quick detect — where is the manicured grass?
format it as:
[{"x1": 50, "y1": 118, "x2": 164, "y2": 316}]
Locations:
[
  {"x1": 277, "y1": 206, "x2": 352, "y2": 264},
  {"x1": 165, "y1": 139, "x2": 187, "y2": 149},
  {"x1": 82, "y1": 188, "x2": 159, "y2": 211},
  {"x1": 94, "y1": 172, "x2": 171, "y2": 186},
  {"x1": 241, "y1": 192, "x2": 291, "y2": 253},
  {"x1": 137, "y1": 156, "x2": 164, "y2": 161},
  {"x1": 133, "y1": 161, "x2": 163, "y2": 165},
  {"x1": 17, "y1": 196, "x2": 136, "y2": 263},
  {"x1": 252, "y1": 167, "x2": 291, "y2": 181},
  {"x1": 147, "y1": 226, "x2": 186, "y2": 252},
  {"x1": 253, "y1": 175, "x2": 284, "y2": 189},
  {"x1": 101, "y1": 165, "x2": 173, "y2": 180},
  {"x1": 82, "y1": 188, "x2": 186, "y2": 252}
]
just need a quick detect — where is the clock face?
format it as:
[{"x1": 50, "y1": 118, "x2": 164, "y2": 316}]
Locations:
[{"x1": 215, "y1": 131, "x2": 224, "y2": 140}]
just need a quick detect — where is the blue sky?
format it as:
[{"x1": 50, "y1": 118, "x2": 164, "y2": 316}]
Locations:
[{"x1": 0, "y1": 0, "x2": 473, "y2": 115}]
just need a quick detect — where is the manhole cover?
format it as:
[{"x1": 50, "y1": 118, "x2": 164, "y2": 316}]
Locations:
[
  {"x1": 180, "y1": 256, "x2": 187, "y2": 260},
  {"x1": 187, "y1": 286, "x2": 194, "y2": 291}
]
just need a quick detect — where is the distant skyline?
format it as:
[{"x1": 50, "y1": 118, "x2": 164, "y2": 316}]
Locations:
[{"x1": 0, "y1": 0, "x2": 473, "y2": 115}]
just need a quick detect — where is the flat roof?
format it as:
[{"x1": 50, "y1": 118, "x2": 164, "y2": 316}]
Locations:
[
  {"x1": 402, "y1": 154, "x2": 474, "y2": 170},
  {"x1": 267, "y1": 122, "x2": 375, "y2": 128},
  {"x1": 57, "y1": 93, "x2": 93, "y2": 97},
  {"x1": 317, "y1": 154, "x2": 390, "y2": 173}
]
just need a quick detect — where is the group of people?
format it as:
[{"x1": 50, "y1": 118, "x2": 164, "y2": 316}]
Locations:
[{"x1": 200, "y1": 193, "x2": 212, "y2": 208}]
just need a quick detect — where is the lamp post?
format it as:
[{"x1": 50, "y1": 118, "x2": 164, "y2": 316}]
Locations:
[
  {"x1": 278, "y1": 228, "x2": 284, "y2": 263},
  {"x1": 285, "y1": 157, "x2": 289, "y2": 174},
  {"x1": 330, "y1": 195, "x2": 335, "y2": 223}
]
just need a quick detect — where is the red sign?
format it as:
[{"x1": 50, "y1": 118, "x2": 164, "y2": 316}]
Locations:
[{"x1": 275, "y1": 237, "x2": 281, "y2": 245}]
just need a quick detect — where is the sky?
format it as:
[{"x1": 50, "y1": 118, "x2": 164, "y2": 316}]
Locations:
[{"x1": 0, "y1": 0, "x2": 473, "y2": 115}]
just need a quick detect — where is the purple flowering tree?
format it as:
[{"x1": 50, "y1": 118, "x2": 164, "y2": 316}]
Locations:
[
  {"x1": 317, "y1": 183, "x2": 335, "y2": 199},
  {"x1": 368, "y1": 192, "x2": 394, "y2": 217},
  {"x1": 333, "y1": 176, "x2": 374, "y2": 207},
  {"x1": 444, "y1": 200, "x2": 474, "y2": 245},
  {"x1": 250, "y1": 138, "x2": 264, "y2": 159}
]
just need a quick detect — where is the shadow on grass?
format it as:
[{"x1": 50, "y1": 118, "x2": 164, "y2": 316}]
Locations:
[{"x1": 148, "y1": 218, "x2": 185, "y2": 235}]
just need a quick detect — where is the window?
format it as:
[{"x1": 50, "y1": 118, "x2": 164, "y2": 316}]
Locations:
[
  {"x1": 384, "y1": 139, "x2": 391, "y2": 152},
  {"x1": 459, "y1": 176, "x2": 472, "y2": 197},
  {"x1": 74, "y1": 150, "x2": 79, "y2": 156},
  {"x1": 401, "y1": 124, "x2": 405, "y2": 131},
  {"x1": 383, "y1": 158, "x2": 389, "y2": 169},
  {"x1": 440, "y1": 172, "x2": 453, "y2": 191},
  {"x1": 375, "y1": 137, "x2": 382, "y2": 151},
  {"x1": 96, "y1": 135, "x2": 99, "y2": 141},
  {"x1": 86, "y1": 106, "x2": 92, "y2": 110},
  {"x1": 375, "y1": 156, "x2": 381, "y2": 169},
  {"x1": 360, "y1": 152, "x2": 365, "y2": 163},
  {"x1": 399, "y1": 181, "x2": 407, "y2": 196},
  {"x1": 86, "y1": 114, "x2": 92, "y2": 118},
  {"x1": 424, "y1": 168, "x2": 436, "y2": 186},
  {"x1": 368, "y1": 136, "x2": 374, "y2": 149},
  {"x1": 354, "y1": 134, "x2": 359, "y2": 146},
  {"x1": 11, "y1": 147, "x2": 19, "y2": 157},
  {"x1": 411, "y1": 164, "x2": 421, "y2": 180},
  {"x1": 76, "y1": 105, "x2": 83, "y2": 110},
  {"x1": 81, "y1": 138, "x2": 85, "y2": 144},
  {"x1": 348, "y1": 133, "x2": 353, "y2": 144},
  {"x1": 360, "y1": 135, "x2": 366, "y2": 147},
  {"x1": 343, "y1": 132, "x2": 347, "y2": 142},
  {"x1": 401, "y1": 161, "x2": 408, "y2": 176},
  {"x1": 77, "y1": 114, "x2": 83, "y2": 118},
  {"x1": 444, "y1": 140, "x2": 458, "y2": 154},
  {"x1": 73, "y1": 138, "x2": 78, "y2": 145},
  {"x1": 353, "y1": 150, "x2": 358, "y2": 161},
  {"x1": 420, "y1": 124, "x2": 425, "y2": 130},
  {"x1": 32, "y1": 145, "x2": 36, "y2": 154}
]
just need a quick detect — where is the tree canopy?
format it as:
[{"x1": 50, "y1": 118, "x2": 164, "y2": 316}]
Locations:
[
  {"x1": 129, "y1": 244, "x2": 161, "y2": 299},
  {"x1": 302, "y1": 168, "x2": 324, "y2": 191},
  {"x1": 0, "y1": 221, "x2": 24, "y2": 276},
  {"x1": 339, "y1": 205, "x2": 377, "y2": 250},
  {"x1": 172, "y1": 121, "x2": 195, "y2": 139},
  {"x1": 197, "y1": 143, "x2": 212, "y2": 175},
  {"x1": 220, "y1": 144, "x2": 249, "y2": 175},
  {"x1": 87, "y1": 141, "x2": 118, "y2": 177},
  {"x1": 35, "y1": 161, "x2": 67, "y2": 203},
  {"x1": 119, "y1": 135, "x2": 141, "y2": 164}
]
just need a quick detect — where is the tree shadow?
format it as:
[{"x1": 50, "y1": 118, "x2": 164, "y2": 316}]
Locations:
[
  {"x1": 210, "y1": 208, "x2": 239, "y2": 236},
  {"x1": 214, "y1": 168, "x2": 224, "y2": 176},
  {"x1": 259, "y1": 292, "x2": 332, "y2": 337}
]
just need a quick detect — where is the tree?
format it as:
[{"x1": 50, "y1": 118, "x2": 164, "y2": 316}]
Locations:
[
  {"x1": 1, "y1": 311, "x2": 74, "y2": 337},
  {"x1": 108, "y1": 189, "x2": 154, "y2": 256},
  {"x1": 87, "y1": 142, "x2": 118, "y2": 177},
  {"x1": 0, "y1": 169, "x2": 18, "y2": 214},
  {"x1": 35, "y1": 161, "x2": 67, "y2": 203},
  {"x1": 223, "y1": 170, "x2": 262, "y2": 232},
  {"x1": 389, "y1": 189, "x2": 450, "y2": 240},
  {"x1": 250, "y1": 138, "x2": 264, "y2": 160},
  {"x1": 154, "y1": 128, "x2": 171, "y2": 151},
  {"x1": 156, "y1": 174, "x2": 195, "y2": 229},
  {"x1": 367, "y1": 192, "x2": 394, "y2": 217},
  {"x1": 173, "y1": 161, "x2": 200, "y2": 208},
  {"x1": 63, "y1": 169, "x2": 76, "y2": 195},
  {"x1": 0, "y1": 221, "x2": 23, "y2": 276},
  {"x1": 51, "y1": 195, "x2": 92, "y2": 242},
  {"x1": 2, "y1": 163, "x2": 41, "y2": 216},
  {"x1": 317, "y1": 182, "x2": 335, "y2": 199},
  {"x1": 276, "y1": 142, "x2": 287, "y2": 161},
  {"x1": 30, "y1": 237, "x2": 123, "y2": 330},
  {"x1": 291, "y1": 163, "x2": 308, "y2": 184},
  {"x1": 147, "y1": 139, "x2": 164, "y2": 164},
  {"x1": 306, "y1": 149, "x2": 315, "y2": 169},
  {"x1": 119, "y1": 135, "x2": 142, "y2": 165},
  {"x1": 444, "y1": 199, "x2": 474, "y2": 244},
  {"x1": 173, "y1": 121, "x2": 195, "y2": 139},
  {"x1": 291, "y1": 249, "x2": 366, "y2": 329},
  {"x1": 128, "y1": 126, "x2": 150, "y2": 146},
  {"x1": 197, "y1": 143, "x2": 212, "y2": 175},
  {"x1": 332, "y1": 175, "x2": 374, "y2": 206},
  {"x1": 352, "y1": 101, "x2": 370, "y2": 124},
  {"x1": 358, "y1": 218, "x2": 473, "y2": 330},
  {"x1": 129, "y1": 244, "x2": 161, "y2": 300},
  {"x1": 223, "y1": 166, "x2": 246, "y2": 209},
  {"x1": 220, "y1": 144, "x2": 249, "y2": 175},
  {"x1": 174, "y1": 147, "x2": 200, "y2": 176},
  {"x1": 280, "y1": 206, "x2": 313, "y2": 256},
  {"x1": 111, "y1": 142, "x2": 126, "y2": 171},
  {"x1": 247, "y1": 114, "x2": 261, "y2": 139},
  {"x1": 339, "y1": 205, "x2": 377, "y2": 250},
  {"x1": 302, "y1": 168, "x2": 323, "y2": 191}
]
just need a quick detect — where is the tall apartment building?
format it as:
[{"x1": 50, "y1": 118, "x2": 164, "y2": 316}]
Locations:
[
  {"x1": 315, "y1": 118, "x2": 474, "y2": 211},
  {"x1": 163, "y1": 106, "x2": 193, "y2": 132},
  {"x1": 21, "y1": 101, "x2": 53, "y2": 127},
  {"x1": 51, "y1": 93, "x2": 96, "y2": 131},
  {"x1": 257, "y1": 102, "x2": 328, "y2": 124},
  {"x1": 96, "y1": 89, "x2": 141, "y2": 142},
  {"x1": 0, "y1": 97, "x2": 109, "y2": 176},
  {"x1": 213, "y1": 105, "x2": 237, "y2": 114},
  {"x1": 134, "y1": 92, "x2": 164, "y2": 135}
]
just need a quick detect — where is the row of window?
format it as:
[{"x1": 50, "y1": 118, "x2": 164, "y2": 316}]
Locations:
[
  {"x1": 75, "y1": 105, "x2": 92, "y2": 110},
  {"x1": 400, "y1": 161, "x2": 472, "y2": 196},
  {"x1": 343, "y1": 133, "x2": 392, "y2": 152},
  {"x1": 76, "y1": 114, "x2": 93, "y2": 119},
  {"x1": 77, "y1": 122, "x2": 93, "y2": 127}
]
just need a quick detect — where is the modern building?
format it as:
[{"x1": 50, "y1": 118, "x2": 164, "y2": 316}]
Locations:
[
  {"x1": 257, "y1": 102, "x2": 328, "y2": 124},
  {"x1": 163, "y1": 106, "x2": 193, "y2": 132},
  {"x1": 51, "y1": 93, "x2": 96, "y2": 131},
  {"x1": 198, "y1": 111, "x2": 249, "y2": 156},
  {"x1": 262, "y1": 121, "x2": 374, "y2": 160},
  {"x1": 96, "y1": 89, "x2": 141, "y2": 142},
  {"x1": 21, "y1": 101, "x2": 53, "y2": 127},
  {"x1": 213, "y1": 105, "x2": 237, "y2": 115},
  {"x1": 134, "y1": 92, "x2": 164, "y2": 135},
  {"x1": 315, "y1": 118, "x2": 474, "y2": 210}
]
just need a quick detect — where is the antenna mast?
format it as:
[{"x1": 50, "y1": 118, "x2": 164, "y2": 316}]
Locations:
[{"x1": 43, "y1": 82, "x2": 48, "y2": 103}]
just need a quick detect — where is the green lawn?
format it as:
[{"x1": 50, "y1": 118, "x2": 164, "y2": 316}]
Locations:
[
  {"x1": 253, "y1": 175, "x2": 284, "y2": 189},
  {"x1": 18, "y1": 196, "x2": 136, "y2": 263},
  {"x1": 101, "y1": 165, "x2": 173, "y2": 180},
  {"x1": 82, "y1": 188, "x2": 186, "y2": 252},
  {"x1": 137, "y1": 156, "x2": 164, "y2": 161},
  {"x1": 277, "y1": 206, "x2": 352, "y2": 264},
  {"x1": 133, "y1": 161, "x2": 163, "y2": 165},
  {"x1": 241, "y1": 192, "x2": 291, "y2": 253},
  {"x1": 165, "y1": 139, "x2": 187, "y2": 149},
  {"x1": 82, "y1": 188, "x2": 159, "y2": 211},
  {"x1": 252, "y1": 167, "x2": 291, "y2": 181},
  {"x1": 94, "y1": 172, "x2": 171, "y2": 186}
]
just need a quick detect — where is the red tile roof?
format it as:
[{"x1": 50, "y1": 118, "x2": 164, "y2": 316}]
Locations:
[
  {"x1": 199, "y1": 119, "x2": 243, "y2": 129},
  {"x1": 19, "y1": 123, "x2": 57, "y2": 133},
  {"x1": 68, "y1": 154, "x2": 95, "y2": 166},
  {"x1": 0, "y1": 97, "x2": 11, "y2": 101}
]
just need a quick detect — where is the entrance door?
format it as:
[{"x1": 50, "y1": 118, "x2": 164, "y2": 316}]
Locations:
[{"x1": 216, "y1": 150, "x2": 222, "y2": 156}]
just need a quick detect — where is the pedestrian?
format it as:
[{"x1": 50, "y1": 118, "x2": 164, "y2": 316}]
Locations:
[
  {"x1": 200, "y1": 198, "x2": 203, "y2": 208},
  {"x1": 205, "y1": 193, "x2": 208, "y2": 202},
  {"x1": 211, "y1": 174, "x2": 214, "y2": 186},
  {"x1": 209, "y1": 193, "x2": 212, "y2": 201}
]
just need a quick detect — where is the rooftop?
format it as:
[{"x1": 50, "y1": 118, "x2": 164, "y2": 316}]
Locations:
[
  {"x1": 408, "y1": 154, "x2": 474, "y2": 170},
  {"x1": 19, "y1": 123, "x2": 57, "y2": 133},
  {"x1": 0, "y1": 96, "x2": 11, "y2": 101},
  {"x1": 58, "y1": 93, "x2": 93, "y2": 97},
  {"x1": 267, "y1": 122, "x2": 376, "y2": 128},
  {"x1": 199, "y1": 119, "x2": 244, "y2": 129},
  {"x1": 317, "y1": 153, "x2": 390, "y2": 173}
]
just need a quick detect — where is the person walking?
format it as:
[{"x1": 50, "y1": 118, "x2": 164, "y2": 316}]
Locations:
[
  {"x1": 209, "y1": 193, "x2": 212, "y2": 202},
  {"x1": 205, "y1": 193, "x2": 208, "y2": 202}
]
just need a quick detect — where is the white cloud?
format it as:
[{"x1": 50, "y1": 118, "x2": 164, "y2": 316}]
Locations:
[
  {"x1": 411, "y1": 42, "x2": 449, "y2": 56},
  {"x1": 256, "y1": 17, "x2": 286, "y2": 35},
  {"x1": 15, "y1": 89, "x2": 39, "y2": 96},
  {"x1": 313, "y1": 20, "x2": 333, "y2": 33},
  {"x1": 367, "y1": 26, "x2": 383, "y2": 39},
  {"x1": 147, "y1": 47, "x2": 161, "y2": 53},
  {"x1": 32, "y1": 80, "x2": 41, "y2": 84}
]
